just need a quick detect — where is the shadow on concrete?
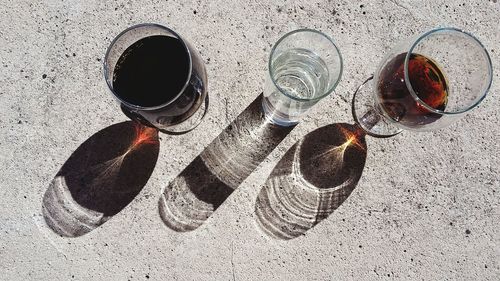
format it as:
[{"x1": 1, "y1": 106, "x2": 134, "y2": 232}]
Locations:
[
  {"x1": 42, "y1": 121, "x2": 159, "y2": 237},
  {"x1": 255, "y1": 123, "x2": 367, "y2": 240},
  {"x1": 159, "y1": 94, "x2": 295, "y2": 232}
]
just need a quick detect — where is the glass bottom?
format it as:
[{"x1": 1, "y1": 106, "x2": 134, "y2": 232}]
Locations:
[
  {"x1": 261, "y1": 95, "x2": 299, "y2": 127},
  {"x1": 160, "y1": 93, "x2": 209, "y2": 135},
  {"x1": 352, "y1": 76, "x2": 402, "y2": 138},
  {"x1": 122, "y1": 94, "x2": 209, "y2": 135}
]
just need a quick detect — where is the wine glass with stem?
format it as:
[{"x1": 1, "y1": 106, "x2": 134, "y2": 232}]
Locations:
[{"x1": 352, "y1": 27, "x2": 493, "y2": 137}]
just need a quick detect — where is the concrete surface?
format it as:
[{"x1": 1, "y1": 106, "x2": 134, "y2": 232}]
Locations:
[{"x1": 1, "y1": 0, "x2": 499, "y2": 280}]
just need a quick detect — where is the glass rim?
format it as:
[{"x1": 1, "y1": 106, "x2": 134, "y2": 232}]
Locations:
[
  {"x1": 404, "y1": 27, "x2": 493, "y2": 116},
  {"x1": 268, "y1": 28, "x2": 343, "y2": 102},
  {"x1": 103, "y1": 23, "x2": 193, "y2": 111}
]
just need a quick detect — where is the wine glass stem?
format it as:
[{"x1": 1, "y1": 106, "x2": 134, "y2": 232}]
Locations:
[{"x1": 360, "y1": 108, "x2": 381, "y2": 130}]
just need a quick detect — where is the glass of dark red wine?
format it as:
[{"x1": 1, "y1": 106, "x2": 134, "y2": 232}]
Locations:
[
  {"x1": 353, "y1": 27, "x2": 493, "y2": 137},
  {"x1": 104, "y1": 23, "x2": 208, "y2": 134}
]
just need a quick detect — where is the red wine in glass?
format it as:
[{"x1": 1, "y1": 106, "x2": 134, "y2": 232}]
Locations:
[
  {"x1": 104, "y1": 24, "x2": 208, "y2": 134},
  {"x1": 113, "y1": 35, "x2": 190, "y2": 108},
  {"x1": 377, "y1": 52, "x2": 448, "y2": 127},
  {"x1": 352, "y1": 28, "x2": 492, "y2": 137}
]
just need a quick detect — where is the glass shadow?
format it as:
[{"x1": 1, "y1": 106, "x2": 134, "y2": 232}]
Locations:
[
  {"x1": 255, "y1": 123, "x2": 367, "y2": 239},
  {"x1": 159, "y1": 94, "x2": 295, "y2": 232},
  {"x1": 42, "y1": 121, "x2": 159, "y2": 237}
]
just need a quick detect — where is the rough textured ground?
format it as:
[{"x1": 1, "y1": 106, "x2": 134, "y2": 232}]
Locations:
[{"x1": 1, "y1": 0, "x2": 499, "y2": 280}]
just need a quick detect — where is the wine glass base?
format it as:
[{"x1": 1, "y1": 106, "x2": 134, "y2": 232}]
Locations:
[
  {"x1": 352, "y1": 76, "x2": 402, "y2": 138},
  {"x1": 160, "y1": 94, "x2": 209, "y2": 135}
]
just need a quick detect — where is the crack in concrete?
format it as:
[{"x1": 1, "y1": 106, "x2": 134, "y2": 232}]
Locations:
[
  {"x1": 231, "y1": 242, "x2": 236, "y2": 281},
  {"x1": 225, "y1": 98, "x2": 230, "y2": 124},
  {"x1": 388, "y1": 0, "x2": 418, "y2": 22}
]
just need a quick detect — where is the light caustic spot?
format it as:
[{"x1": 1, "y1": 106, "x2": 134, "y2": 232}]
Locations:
[
  {"x1": 131, "y1": 124, "x2": 159, "y2": 148},
  {"x1": 338, "y1": 125, "x2": 365, "y2": 151},
  {"x1": 92, "y1": 124, "x2": 159, "y2": 184},
  {"x1": 311, "y1": 125, "x2": 365, "y2": 164}
]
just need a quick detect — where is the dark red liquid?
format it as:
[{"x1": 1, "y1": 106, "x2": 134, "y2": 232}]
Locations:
[
  {"x1": 113, "y1": 35, "x2": 189, "y2": 107},
  {"x1": 377, "y1": 53, "x2": 448, "y2": 127}
]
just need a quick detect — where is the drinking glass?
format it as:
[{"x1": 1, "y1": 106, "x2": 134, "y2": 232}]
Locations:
[
  {"x1": 104, "y1": 23, "x2": 208, "y2": 134},
  {"x1": 262, "y1": 29, "x2": 343, "y2": 126},
  {"x1": 353, "y1": 27, "x2": 493, "y2": 137}
]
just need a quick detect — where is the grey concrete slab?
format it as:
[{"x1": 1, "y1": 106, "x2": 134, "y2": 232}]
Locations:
[{"x1": 1, "y1": 0, "x2": 499, "y2": 280}]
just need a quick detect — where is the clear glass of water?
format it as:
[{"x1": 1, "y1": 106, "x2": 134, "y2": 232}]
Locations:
[{"x1": 262, "y1": 29, "x2": 343, "y2": 126}]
